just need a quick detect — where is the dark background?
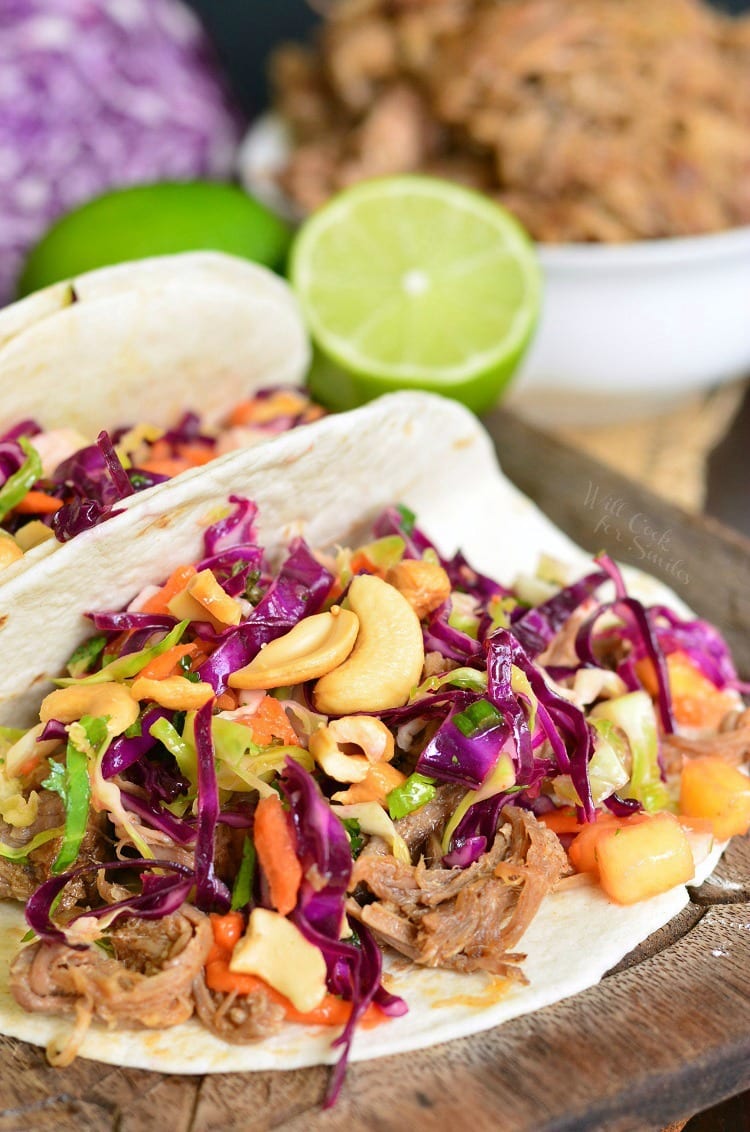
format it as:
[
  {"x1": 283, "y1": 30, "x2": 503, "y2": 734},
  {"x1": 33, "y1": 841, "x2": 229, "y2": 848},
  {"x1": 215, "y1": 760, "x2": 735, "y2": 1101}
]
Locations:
[{"x1": 185, "y1": 0, "x2": 750, "y2": 115}]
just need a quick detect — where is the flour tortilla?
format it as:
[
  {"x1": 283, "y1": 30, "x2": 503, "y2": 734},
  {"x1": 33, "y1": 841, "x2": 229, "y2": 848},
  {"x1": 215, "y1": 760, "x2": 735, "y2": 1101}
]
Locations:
[
  {"x1": 0, "y1": 251, "x2": 310, "y2": 585},
  {"x1": 0, "y1": 389, "x2": 723, "y2": 1072},
  {"x1": 0, "y1": 251, "x2": 309, "y2": 436}
]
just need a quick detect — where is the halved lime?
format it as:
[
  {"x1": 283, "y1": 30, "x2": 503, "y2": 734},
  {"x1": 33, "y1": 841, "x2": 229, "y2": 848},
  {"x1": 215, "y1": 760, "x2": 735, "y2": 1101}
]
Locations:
[
  {"x1": 290, "y1": 176, "x2": 541, "y2": 414},
  {"x1": 18, "y1": 182, "x2": 291, "y2": 296}
]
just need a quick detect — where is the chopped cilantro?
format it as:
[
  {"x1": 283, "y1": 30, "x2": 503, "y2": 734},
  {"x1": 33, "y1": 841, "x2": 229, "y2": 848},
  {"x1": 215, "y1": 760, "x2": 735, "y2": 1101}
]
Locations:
[
  {"x1": 396, "y1": 503, "x2": 416, "y2": 536},
  {"x1": 244, "y1": 570, "x2": 264, "y2": 605},
  {"x1": 342, "y1": 818, "x2": 364, "y2": 858}
]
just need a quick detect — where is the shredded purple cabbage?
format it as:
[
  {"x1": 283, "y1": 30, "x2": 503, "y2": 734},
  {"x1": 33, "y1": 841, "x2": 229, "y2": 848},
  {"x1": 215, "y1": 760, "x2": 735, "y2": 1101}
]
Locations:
[
  {"x1": 124, "y1": 750, "x2": 191, "y2": 805},
  {"x1": 576, "y1": 598, "x2": 674, "y2": 735},
  {"x1": 422, "y1": 602, "x2": 483, "y2": 665},
  {"x1": 97, "y1": 430, "x2": 135, "y2": 498},
  {"x1": 604, "y1": 793, "x2": 643, "y2": 817},
  {"x1": 487, "y1": 630, "x2": 596, "y2": 820},
  {"x1": 648, "y1": 604, "x2": 739, "y2": 690},
  {"x1": 0, "y1": 440, "x2": 28, "y2": 487},
  {"x1": 38, "y1": 719, "x2": 67, "y2": 743},
  {"x1": 203, "y1": 495, "x2": 258, "y2": 556},
  {"x1": 193, "y1": 700, "x2": 230, "y2": 911},
  {"x1": 87, "y1": 611, "x2": 177, "y2": 634},
  {"x1": 281, "y1": 758, "x2": 351, "y2": 933},
  {"x1": 0, "y1": 0, "x2": 241, "y2": 305},
  {"x1": 511, "y1": 570, "x2": 605, "y2": 657},
  {"x1": 25, "y1": 859, "x2": 195, "y2": 948},
  {"x1": 121, "y1": 791, "x2": 196, "y2": 845},
  {"x1": 282, "y1": 759, "x2": 406, "y2": 1107},
  {"x1": 198, "y1": 540, "x2": 333, "y2": 694},
  {"x1": 417, "y1": 708, "x2": 510, "y2": 790},
  {"x1": 101, "y1": 707, "x2": 170, "y2": 779},
  {"x1": 0, "y1": 420, "x2": 40, "y2": 444}
]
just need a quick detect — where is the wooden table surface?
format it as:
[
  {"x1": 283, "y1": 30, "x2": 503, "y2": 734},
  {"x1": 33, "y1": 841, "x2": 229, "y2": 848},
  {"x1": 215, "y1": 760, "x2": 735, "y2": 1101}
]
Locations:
[{"x1": 0, "y1": 407, "x2": 747, "y2": 1131}]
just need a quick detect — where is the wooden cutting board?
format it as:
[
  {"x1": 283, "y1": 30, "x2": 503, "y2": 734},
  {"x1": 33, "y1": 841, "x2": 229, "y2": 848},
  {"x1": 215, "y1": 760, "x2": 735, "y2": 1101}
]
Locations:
[{"x1": 1, "y1": 411, "x2": 748, "y2": 1132}]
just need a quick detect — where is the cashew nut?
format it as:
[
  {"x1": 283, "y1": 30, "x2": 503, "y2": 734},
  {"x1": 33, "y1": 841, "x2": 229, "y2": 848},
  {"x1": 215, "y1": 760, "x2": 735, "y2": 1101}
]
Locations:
[
  {"x1": 332, "y1": 761, "x2": 407, "y2": 805},
  {"x1": 0, "y1": 536, "x2": 23, "y2": 571},
  {"x1": 187, "y1": 569, "x2": 243, "y2": 627},
  {"x1": 309, "y1": 715, "x2": 395, "y2": 783},
  {"x1": 40, "y1": 683, "x2": 139, "y2": 737},
  {"x1": 168, "y1": 569, "x2": 243, "y2": 630},
  {"x1": 228, "y1": 607, "x2": 359, "y2": 691},
  {"x1": 130, "y1": 675, "x2": 214, "y2": 711},
  {"x1": 313, "y1": 575, "x2": 424, "y2": 715},
  {"x1": 230, "y1": 907, "x2": 327, "y2": 1013},
  {"x1": 386, "y1": 559, "x2": 451, "y2": 620}
]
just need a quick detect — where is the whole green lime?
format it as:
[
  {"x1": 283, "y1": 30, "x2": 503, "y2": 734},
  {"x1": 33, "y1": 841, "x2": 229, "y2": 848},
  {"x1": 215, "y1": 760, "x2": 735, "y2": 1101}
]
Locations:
[{"x1": 17, "y1": 182, "x2": 292, "y2": 296}]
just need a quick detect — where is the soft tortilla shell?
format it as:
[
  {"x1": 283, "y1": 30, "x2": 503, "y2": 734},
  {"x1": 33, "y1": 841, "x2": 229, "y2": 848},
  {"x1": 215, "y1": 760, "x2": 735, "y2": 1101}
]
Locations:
[
  {"x1": 0, "y1": 390, "x2": 689, "y2": 726},
  {"x1": 0, "y1": 389, "x2": 714, "y2": 1074},
  {"x1": 0, "y1": 252, "x2": 309, "y2": 434}
]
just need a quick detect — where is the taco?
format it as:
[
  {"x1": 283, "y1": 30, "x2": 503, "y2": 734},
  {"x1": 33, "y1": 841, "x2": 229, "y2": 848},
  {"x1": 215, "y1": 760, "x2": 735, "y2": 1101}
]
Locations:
[
  {"x1": 0, "y1": 392, "x2": 746, "y2": 1104},
  {"x1": 0, "y1": 252, "x2": 313, "y2": 576}
]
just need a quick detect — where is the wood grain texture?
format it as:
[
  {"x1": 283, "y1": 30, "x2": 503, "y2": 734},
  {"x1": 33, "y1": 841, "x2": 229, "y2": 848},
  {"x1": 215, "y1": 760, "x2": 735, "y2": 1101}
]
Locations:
[{"x1": 0, "y1": 416, "x2": 748, "y2": 1132}]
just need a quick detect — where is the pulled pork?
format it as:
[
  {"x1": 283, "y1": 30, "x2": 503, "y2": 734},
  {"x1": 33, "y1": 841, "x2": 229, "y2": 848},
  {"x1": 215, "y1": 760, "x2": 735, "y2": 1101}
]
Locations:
[
  {"x1": 350, "y1": 806, "x2": 566, "y2": 979},
  {"x1": 271, "y1": 0, "x2": 750, "y2": 241},
  {"x1": 0, "y1": 793, "x2": 108, "y2": 908},
  {"x1": 193, "y1": 973, "x2": 284, "y2": 1044},
  {"x1": 10, "y1": 906, "x2": 212, "y2": 1063},
  {"x1": 662, "y1": 707, "x2": 750, "y2": 776}
]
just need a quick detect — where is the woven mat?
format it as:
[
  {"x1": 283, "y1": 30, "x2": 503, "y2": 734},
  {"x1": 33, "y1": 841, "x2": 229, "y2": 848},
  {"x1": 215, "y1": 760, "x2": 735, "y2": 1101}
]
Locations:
[{"x1": 556, "y1": 381, "x2": 747, "y2": 512}]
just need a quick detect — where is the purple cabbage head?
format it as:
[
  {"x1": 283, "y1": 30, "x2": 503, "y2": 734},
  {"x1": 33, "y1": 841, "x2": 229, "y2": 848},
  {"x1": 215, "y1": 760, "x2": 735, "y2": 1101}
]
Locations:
[{"x1": 0, "y1": 0, "x2": 242, "y2": 305}]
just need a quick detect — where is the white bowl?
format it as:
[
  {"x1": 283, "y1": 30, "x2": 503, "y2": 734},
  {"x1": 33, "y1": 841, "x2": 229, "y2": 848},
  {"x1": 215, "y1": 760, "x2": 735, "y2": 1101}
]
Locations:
[
  {"x1": 240, "y1": 115, "x2": 750, "y2": 426},
  {"x1": 507, "y1": 228, "x2": 750, "y2": 425}
]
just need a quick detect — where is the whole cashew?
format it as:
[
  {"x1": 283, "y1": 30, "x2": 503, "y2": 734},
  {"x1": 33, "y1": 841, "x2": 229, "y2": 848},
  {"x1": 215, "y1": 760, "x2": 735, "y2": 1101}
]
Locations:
[
  {"x1": 229, "y1": 607, "x2": 359, "y2": 690},
  {"x1": 40, "y1": 683, "x2": 139, "y2": 737},
  {"x1": 130, "y1": 675, "x2": 214, "y2": 711},
  {"x1": 309, "y1": 715, "x2": 395, "y2": 783},
  {"x1": 313, "y1": 575, "x2": 424, "y2": 715}
]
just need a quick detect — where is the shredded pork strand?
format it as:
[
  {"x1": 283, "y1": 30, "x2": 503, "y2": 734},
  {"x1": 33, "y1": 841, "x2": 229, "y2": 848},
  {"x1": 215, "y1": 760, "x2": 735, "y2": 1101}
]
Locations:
[
  {"x1": 0, "y1": 795, "x2": 108, "y2": 907},
  {"x1": 662, "y1": 708, "x2": 750, "y2": 775},
  {"x1": 350, "y1": 806, "x2": 567, "y2": 978},
  {"x1": 9, "y1": 905, "x2": 212, "y2": 1061},
  {"x1": 193, "y1": 973, "x2": 285, "y2": 1044},
  {"x1": 272, "y1": 0, "x2": 750, "y2": 241}
]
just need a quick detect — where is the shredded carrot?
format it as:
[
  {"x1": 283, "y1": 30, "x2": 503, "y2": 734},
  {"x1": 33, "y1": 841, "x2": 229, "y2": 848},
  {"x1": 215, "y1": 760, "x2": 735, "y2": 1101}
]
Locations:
[
  {"x1": 103, "y1": 630, "x2": 136, "y2": 662},
  {"x1": 140, "y1": 458, "x2": 192, "y2": 478},
  {"x1": 14, "y1": 491, "x2": 63, "y2": 515},
  {"x1": 536, "y1": 808, "x2": 583, "y2": 835},
  {"x1": 145, "y1": 439, "x2": 172, "y2": 462},
  {"x1": 205, "y1": 954, "x2": 385, "y2": 1028},
  {"x1": 228, "y1": 400, "x2": 262, "y2": 427},
  {"x1": 210, "y1": 911, "x2": 245, "y2": 953},
  {"x1": 249, "y1": 696, "x2": 298, "y2": 747},
  {"x1": 141, "y1": 565, "x2": 197, "y2": 615},
  {"x1": 349, "y1": 551, "x2": 380, "y2": 577},
  {"x1": 215, "y1": 689, "x2": 240, "y2": 712},
  {"x1": 207, "y1": 913, "x2": 386, "y2": 1028},
  {"x1": 138, "y1": 644, "x2": 200, "y2": 681},
  {"x1": 254, "y1": 794, "x2": 302, "y2": 916},
  {"x1": 176, "y1": 443, "x2": 215, "y2": 467}
]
